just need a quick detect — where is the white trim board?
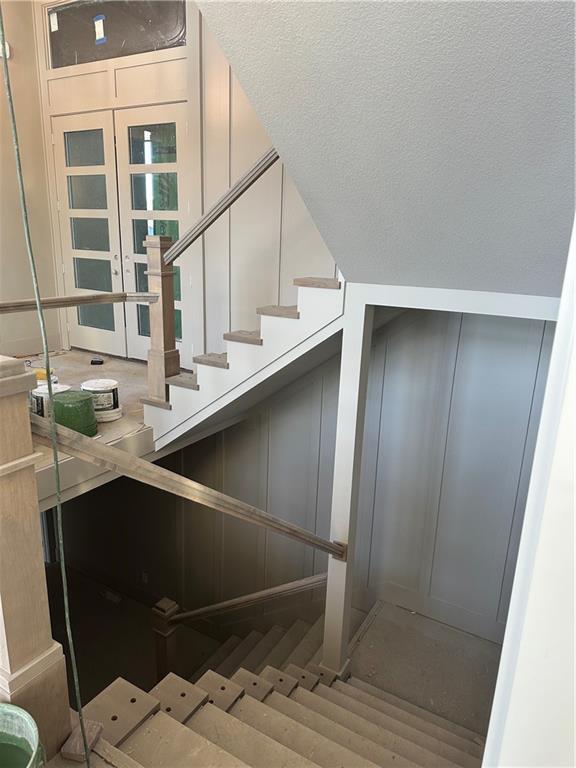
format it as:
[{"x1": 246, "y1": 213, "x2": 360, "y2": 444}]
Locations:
[{"x1": 345, "y1": 282, "x2": 559, "y2": 321}]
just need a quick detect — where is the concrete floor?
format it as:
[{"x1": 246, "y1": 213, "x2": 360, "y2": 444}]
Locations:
[
  {"x1": 28, "y1": 349, "x2": 149, "y2": 469},
  {"x1": 351, "y1": 601, "x2": 501, "y2": 735}
]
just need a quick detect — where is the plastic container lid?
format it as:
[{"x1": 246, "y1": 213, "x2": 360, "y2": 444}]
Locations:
[{"x1": 81, "y1": 379, "x2": 118, "y2": 391}]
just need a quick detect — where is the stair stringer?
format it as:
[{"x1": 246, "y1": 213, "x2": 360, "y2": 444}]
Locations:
[{"x1": 145, "y1": 283, "x2": 345, "y2": 450}]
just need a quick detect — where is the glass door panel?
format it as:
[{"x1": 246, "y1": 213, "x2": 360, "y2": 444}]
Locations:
[
  {"x1": 52, "y1": 111, "x2": 126, "y2": 356},
  {"x1": 115, "y1": 103, "x2": 194, "y2": 367}
]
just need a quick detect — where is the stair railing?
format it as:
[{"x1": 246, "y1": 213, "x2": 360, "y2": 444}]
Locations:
[
  {"x1": 163, "y1": 147, "x2": 279, "y2": 266},
  {"x1": 143, "y1": 147, "x2": 280, "y2": 406},
  {"x1": 152, "y1": 573, "x2": 328, "y2": 681}
]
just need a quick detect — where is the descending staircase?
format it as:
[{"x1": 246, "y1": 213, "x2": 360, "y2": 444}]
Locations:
[
  {"x1": 55, "y1": 613, "x2": 486, "y2": 768},
  {"x1": 144, "y1": 277, "x2": 344, "y2": 450}
]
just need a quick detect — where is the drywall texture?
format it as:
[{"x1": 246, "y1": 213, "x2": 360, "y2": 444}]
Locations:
[
  {"x1": 198, "y1": 1, "x2": 574, "y2": 297},
  {"x1": 61, "y1": 310, "x2": 552, "y2": 643},
  {"x1": 0, "y1": 0, "x2": 60, "y2": 355}
]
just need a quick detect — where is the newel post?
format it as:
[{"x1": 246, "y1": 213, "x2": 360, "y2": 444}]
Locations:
[
  {"x1": 142, "y1": 236, "x2": 180, "y2": 407},
  {"x1": 0, "y1": 356, "x2": 71, "y2": 758},
  {"x1": 152, "y1": 597, "x2": 180, "y2": 683}
]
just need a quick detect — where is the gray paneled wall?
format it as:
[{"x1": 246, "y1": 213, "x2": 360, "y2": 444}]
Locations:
[{"x1": 62, "y1": 310, "x2": 552, "y2": 643}]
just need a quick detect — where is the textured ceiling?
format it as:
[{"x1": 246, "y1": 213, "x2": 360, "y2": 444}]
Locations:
[{"x1": 198, "y1": 1, "x2": 574, "y2": 297}]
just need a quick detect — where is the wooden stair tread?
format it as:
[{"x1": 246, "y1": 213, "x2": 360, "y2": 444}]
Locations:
[
  {"x1": 216, "y1": 629, "x2": 264, "y2": 677},
  {"x1": 223, "y1": 329, "x2": 263, "y2": 345},
  {"x1": 292, "y1": 686, "x2": 463, "y2": 768},
  {"x1": 257, "y1": 618, "x2": 311, "y2": 672},
  {"x1": 232, "y1": 689, "x2": 378, "y2": 768},
  {"x1": 193, "y1": 352, "x2": 229, "y2": 369},
  {"x1": 239, "y1": 625, "x2": 286, "y2": 672},
  {"x1": 293, "y1": 277, "x2": 341, "y2": 290},
  {"x1": 268, "y1": 687, "x2": 417, "y2": 768},
  {"x1": 121, "y1": 710, "x2": 249, "y2": 768},
  {"x1": 83, "y1": 677, "x2": 160, "y2": 747},
  {"x1": 166, "y1": 372, "x2": 199, "y2": 391},
  {"x1": 283, "y1": 613, "x2": 324, "y2": 668},
  {"x1": 316, "y1": 683, "x2": 480, "y2": 768},
  {"x1": 256, "y1": 304, "x2": 300, "y2": 319},
  {"x1": 188, "y1": 701, "x2": 316, "y2": 767},
  {"x1": 333, "y1": 679, "x2": 484, "y2": 758},
  {"x1": 348, "y1": 677, "x2": 485, "y2": 746},
  {"x1": 149, "y1": 672, "x2": 208, "y2": 723},
  {"x1": 190, "y1": 635, "x2": 242, "y2": 683}
]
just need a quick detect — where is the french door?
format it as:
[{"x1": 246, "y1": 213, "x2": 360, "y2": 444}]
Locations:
[
  {"x1": 52, "y1": 103, "x2": 194, "y2": 366},
  {"x1": 52, "y1": 111, "x2": 126, "y2": 356},
  {"x1": 114, "y1": 103, "x2": 194, "y2": 368}
]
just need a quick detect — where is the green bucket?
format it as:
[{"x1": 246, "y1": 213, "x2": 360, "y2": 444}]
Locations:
[
  {"x1": 53, "y1": 390, "x2": 98, "y2": 437},
  {"x1": 0, "y1": 704, "x2": 44, "y2": 768}
]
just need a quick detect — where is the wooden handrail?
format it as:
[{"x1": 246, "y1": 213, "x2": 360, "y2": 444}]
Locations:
[
  {"x1": 164, "y1": 147, "x2": 280, "y2": 265},
  {"x1": 31, "y1": 416, "x2": 347, "y2": 560},
  {"x1": 168, "y1": 573, "x2": 328, "y2": 623},
  {"x1": 0, "y1": 292, "x2": 158, "y2": 314}
]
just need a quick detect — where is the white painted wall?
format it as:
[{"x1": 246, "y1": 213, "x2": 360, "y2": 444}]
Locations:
[
  {"x1": 197, "y1": 1, "x2": 574, "y2": 297},
  {"x1": 201, "y1": 20, "x2": 335, "y2": 351},
  {"x1": 483, "y1": 227, "x2": 574, "y2": 767},
  {"x1": 62, "y1": 309, "x2": 552, "y2": 645},
  {"x1": 0, "y1": 0, "x2": 60, "y2": 356}
]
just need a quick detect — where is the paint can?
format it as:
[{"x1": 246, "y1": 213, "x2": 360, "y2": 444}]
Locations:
[
  {"x1": 30, "y1": 384, "x2": 71, "y2": 417},
  {"x1": 80, "y1": 378, "x2": 122, "y2": 422},
  {"x1": 53, "y1": 390, "x2": 98, "y2": 437}
]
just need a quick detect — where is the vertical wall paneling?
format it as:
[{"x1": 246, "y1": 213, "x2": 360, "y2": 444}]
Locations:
[
  {"x1": 367, "y1": 312, "x2": 461, "y2": 596},
  {"x1": 181, "y1": 433, "x2": 224, "y2": 609},
  {"x1": 220, "y1": 413, "x2": 269, "y2": 599},
  {"x1": 202, "y1": 22, "x2": 232, "y2": 353},
  {"x1": 429, "y1": 315, "x2": 546, "y2": 636},
  {"x1": 496, "y1": 321, "x2": 555, "y2": 624},
  {"x1": 279, "y1": 173, "x2": 336, "y2": 305},
  {"x1": 186, "y1": 6, "x2": 206, "y2": 358},
  {"x1": 61, "y1": 310, "x2": 552, "y2": 643},
  {"x1": 230, "y1": 75, "x2": 283, "y2": 330},
  {"x1": 265, "y1": 374, "x2": 323, "y2": 587}
]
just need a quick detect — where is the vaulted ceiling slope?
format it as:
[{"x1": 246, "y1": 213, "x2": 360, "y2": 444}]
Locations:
[{"x1": 198, "y1": 1, "x2": 574, "y2": 297}]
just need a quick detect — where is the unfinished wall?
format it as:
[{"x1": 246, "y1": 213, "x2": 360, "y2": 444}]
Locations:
[
  {"x1": 0, "y1": 0, "x2": 60, "y2": 355},
  {"x1": 62, "y1": 310, "x2": 552, "y2": 643}
]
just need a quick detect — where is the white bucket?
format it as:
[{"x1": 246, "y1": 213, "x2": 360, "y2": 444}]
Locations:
[
  {"x1": 81, "y1": 379, "x2": 122, "y2": 422},
  {"x1": 30, "y1": 384, "x2": 71, "y2": 417}
]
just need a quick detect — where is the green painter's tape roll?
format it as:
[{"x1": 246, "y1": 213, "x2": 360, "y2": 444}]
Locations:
[{"x1": 53, "y1": 390, "x2": 97, "y2": 437}]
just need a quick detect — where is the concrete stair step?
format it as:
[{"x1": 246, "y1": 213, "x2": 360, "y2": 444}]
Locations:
[
  {"x1": 195, "y1": 670, "x2": 245, "y2": 712},
  {"x1": 283, "y1": 614, "x2": 324, "y2": 668},
  {"x1": 83, "y1": 677, "x2": 160, "y2": 747},
  {"x1": 291, "y1": 685, "x2": 463, "y2": 768},
  {"x1": 223, "y1": 329, "x2": 263, "y2": 346},
  {"x1": 166, "y1": 372, "x2": 199, "y2": 391},
  {"x1": 257, "y1": 618, "x2": 311, "y2": 672},
  {"x1": 333, "y1": 679, "x2": 483, "y2": 758},
  {"x1": 188, "y1": 700, "x2": 317, "y2": 767},
  {"x1": 232, "y1": 689, "x2": 378, "y2": 768},
  {"x1": 193, "y1": 352, "x2": 229, "y2": 368},
  {"x1": 239, "y1": 625, "x2": 286, "y2": 672},
  {"x1": 217, "y1": 630, "x2": 264, "y2": 677},
  {"x1": 190, "y1": 635, "x2": 242, "y2": 683},
  {"x1": 121, "y1": 710, "x2": 249, "y2": 767},
  {"x1": 256, "y1": 305, "x2": 300, "y2": 319},
  {"x1": 231, "y1": 667, "x2": 275, "y2": 702},
  {"x1": 293, "y1": 277, "x2": 341, "y2": 290},
  {"x1": 149, "y1": 672, "x2": 208, "y2": 724},
  {"x1": 316, "y1": 684, "x2": 480, "y2": 768},
  {"x1": 348, "y1": 677, "x2": 485, "y2": 747},
  {"x1": 269, "y1": 686, "x2": 419, "y2": 768}
]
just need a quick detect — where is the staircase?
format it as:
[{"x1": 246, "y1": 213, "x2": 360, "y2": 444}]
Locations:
[
  {"x1": 55, "y1": 613, "x2": 486, "y2": 768},
  {"x1": 144, "y1": 276, "x2": 344, "y2": 451}
]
